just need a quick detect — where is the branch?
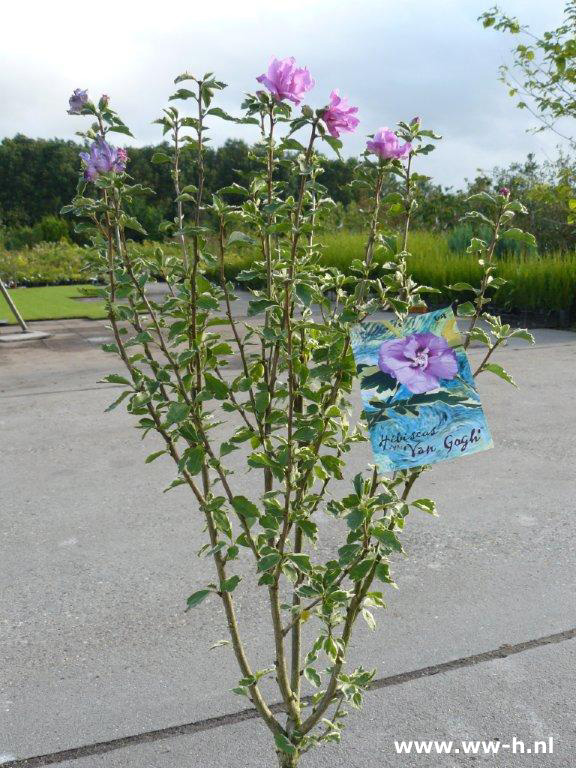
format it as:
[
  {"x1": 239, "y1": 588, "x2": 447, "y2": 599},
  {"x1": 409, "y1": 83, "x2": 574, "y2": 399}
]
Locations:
[{"x1": 103, "y1": 208, "x2": 279, "y2": 738}]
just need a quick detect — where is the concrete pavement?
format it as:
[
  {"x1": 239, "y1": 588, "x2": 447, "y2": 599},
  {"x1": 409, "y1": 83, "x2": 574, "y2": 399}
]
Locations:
[{"x1": 14, "y1": 641, "x2": 575, "y2": 767}]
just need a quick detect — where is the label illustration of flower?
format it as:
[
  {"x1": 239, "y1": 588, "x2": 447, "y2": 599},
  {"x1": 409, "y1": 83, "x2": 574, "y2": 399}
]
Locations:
[{"x1": 378, "y1": 332, "x2": 458, "y2": 394}]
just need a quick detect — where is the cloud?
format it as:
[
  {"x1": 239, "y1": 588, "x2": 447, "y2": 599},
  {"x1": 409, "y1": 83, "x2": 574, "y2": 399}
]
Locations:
[{"x1": 0, "y1": 0, "x2": 570, "y2": 186}]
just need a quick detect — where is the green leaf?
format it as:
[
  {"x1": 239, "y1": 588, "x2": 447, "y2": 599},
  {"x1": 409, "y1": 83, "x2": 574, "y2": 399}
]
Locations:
[
  {"x1": 210, "y1": 342, "x2": 234, "y2": 357},
  {"x1": 304, "y1": 667, "x2": 321, "y2": 687},
  {"x1": 107, "y1": 124, "x2": 134, "y2": 138},
  {"x1": 321, "y1": 454, "x2": 343, "y2": 478},
  {"x1": 468, "y1": 328, "x2": 491, "y2": 345},
  {"x1": 212, "y1": 507, "x2": 232, "y2": 539},
  {"x1": 501, "y1": 227, "x2": 537, "y2": 247},
  {"x1": 361, "y1": 608, "x2": 376, "y2": 630},
  {"x1": 280, "y1": 137, "x2": 306, "y2": 152},
  {"x1": 209, "y1": 639, "x2": 230, "y2": 650},
  {"x1": 101, "y1": 373, "x2": 133, "y2": 386},
  {"x1": 248, "y1": 452, "x2": 274, "y2": 469},
  {"x1": 274, "y1": 733, "x2": 296, "y2": 756},
  {"x1": 204, "y1": 372, "x2": 229, "y2": 399},
  {"x1": 338, "y1": 543, "x2": 361, "y2": 565},
  {"x1": 257, "y1": 552, "x2": 281, "y2": 572},
  {"x1": 324, "y1": 634, "x2": 339, "y2": 659},
  {"x1": 349, "y1": 558, "x2": 374, "y2": 581},
  {"x1": 373, "y1": 527, "x2": 403, "y2": 552},
  {"x1": 509, "y1": 329, "x2": 535, "y2": 343},
  {"x1": 197, "y1": 294, "x2": 220, "y2": 310},
  {"x1": 412, "y1": 498, "x2": 438, "y2": 516},
  {"x1": 186, "y1": 589, "x2": 211, "y2": 610},
  {"x1": 132, "y1": 391, "x2": 151, "y2": 408},
  {"x1": 347, "y1": 508, "x2": 365, "y2": 530},
  {"x1": 105, "y1": 390, "x2": 130, "y2": 413},
  {"x1": 292, "y1": 426, "x2": 316, "y2": 443},
  {"x1": 466, "y1": 191, "x2": 496, "y2": 205},
  {"x1": 151, "y1": 152, "x2": 171, "y2": 164},
  {"x1": 218, "y1": 183, "x2": 249, "y2": 197},
  {"x1": 174, "y1": 72, "x2": 195, "y2": 84},
  {"x1": 456, "y1": 301, "x2": 476, "y2": 317},
  {"x1": 507, "y1": 200, "x2": 528, "y2": 214},
  {"x1": 254, "y1": 390, "x2": 270, "y2": 414},
  {"x1": 481, "y1": 362, "x2": 517, "y2": 386},
  {"x1": 206, "y1": 107, "x2": 237, "y2": 121},
  {"x1": 322, "y1": 135, "x2": 343, "y2": 157},
  {"x1": 231, "y1": 496, "x2": 259, "y2": 522},
  {"x1": 166, "y1": 402, "x2": 190, "y2": 425},
  {"x1": 295, "y1": 283, "x2": 314, "y2": 306},
  {"x1": 163, "y1": 478, "x2": 186, "y2": 493},
  {"x1": 375, "y1": 562, "x2": 392, "y2": 583},
  {"x1": 287, "y1": 553, "x2": 312, "y2": 572},
  {"x1": 227, "y1": 231, "x2": 256, "y2": 247},
  {"x1": 220, "y1": 441, "x2": 238, "y2": 457},
  {"x1": 145, "y1": 450, "x2": 166, "y2": 464},
  {"x1": 297, "y1": 519, "x2": 318, "y2": 541},
  {"x1": 447, "y1": 282, "x2": 477, "y2": 293},
  {"x1": 170, "y1": 88, "x2": 196, "y2": 100},
  {"x1": 248, "y1": 299, "x2": 277, "y2": 317},
  {"x1": 186, "y1": 446, "x2": 206, "y2": 475},
  {"x1": 221, "y1": 575, "x2": 241, "y2": 593}
]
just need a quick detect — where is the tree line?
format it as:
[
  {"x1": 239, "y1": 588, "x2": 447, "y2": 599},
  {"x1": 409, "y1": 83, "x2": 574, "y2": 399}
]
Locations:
[{"x1": 0, "y1": 134, "x2": 574, "y2": 252}]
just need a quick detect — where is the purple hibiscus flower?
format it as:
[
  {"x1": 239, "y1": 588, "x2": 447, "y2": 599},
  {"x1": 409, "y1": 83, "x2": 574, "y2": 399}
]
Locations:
[
  {"x1": 79, "y1": 138, "x2": 127, "y2": 181},
  {"x1": 256, "y1": 56, "x2": 314, "y2": 105},
  {"x1": 321, "y1": 90, "x2": 359, "y2": 138},
  {"x1": 68, "y1": 88, "x2": 89, "y2": 115},
  {"x1": 378, "y1": 332, "x2": 458, "y2": 394},
  {"x1": 366, "y1": 127, "x2": 411, "y2": 160}
]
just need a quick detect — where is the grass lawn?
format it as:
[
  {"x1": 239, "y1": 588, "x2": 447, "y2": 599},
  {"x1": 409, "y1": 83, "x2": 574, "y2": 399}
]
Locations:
[{"x1": 0, "y1": 284, "x2": 107, "y2": 324}]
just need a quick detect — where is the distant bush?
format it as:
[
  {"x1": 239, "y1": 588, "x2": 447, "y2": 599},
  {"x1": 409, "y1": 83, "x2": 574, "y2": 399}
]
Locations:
[
  {"x1": 448, "y1": 222, "x2": 538, "y2": 258},
  {"x1": 319, "y1": 234, "x2": 574, "y2": 317},
  {"x1": 34, "y1": 215, "x2": 70, "y2": 243},
  {"x1": 1, "y1": 215, "x2": 71, "y2": 250},
  {"x1": 0, "y1": 241, "x2": 88, "y2": 286},
  {"x1": 407, "y1": 250, "x2": 576, "y2": 315}
]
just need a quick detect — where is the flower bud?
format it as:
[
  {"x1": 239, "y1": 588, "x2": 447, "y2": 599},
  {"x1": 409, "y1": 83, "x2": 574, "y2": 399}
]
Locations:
[{"x1": 67, "y1": 89, "x2": 88, "y2": 115}]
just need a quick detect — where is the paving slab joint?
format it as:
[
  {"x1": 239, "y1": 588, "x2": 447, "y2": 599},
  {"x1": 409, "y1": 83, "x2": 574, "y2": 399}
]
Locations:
[{"x1": 5, "y1": 626, "x2": 576, "y2": 768}]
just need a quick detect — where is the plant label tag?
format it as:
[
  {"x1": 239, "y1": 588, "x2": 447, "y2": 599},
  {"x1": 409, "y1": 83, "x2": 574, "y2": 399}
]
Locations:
[{"x1": 350, "y1": 307, "x2": 493, "y2": 472}]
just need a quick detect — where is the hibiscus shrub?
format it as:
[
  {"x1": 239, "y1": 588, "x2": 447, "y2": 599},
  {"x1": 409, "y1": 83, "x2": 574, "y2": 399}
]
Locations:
[{"x1": 64, "y1": 57, "x2": 534, "y2": 767}]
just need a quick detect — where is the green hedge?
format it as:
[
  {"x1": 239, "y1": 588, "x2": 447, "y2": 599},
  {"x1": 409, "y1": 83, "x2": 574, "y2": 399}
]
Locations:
[
  {"x1": 205, "y1": 232, "x2": 576, "y2": 317},
  {"x1": 0, "y1": 242, "x2": 89, "y2": 286},
  {"x1": 1, "y1": 233, "x2": 575, "y2": 319}
]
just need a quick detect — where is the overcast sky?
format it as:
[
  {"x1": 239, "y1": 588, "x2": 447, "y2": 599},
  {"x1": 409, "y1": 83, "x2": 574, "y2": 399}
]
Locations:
[{"x1": 0, "y1": 0, "x2": 570, "y2": 187}]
